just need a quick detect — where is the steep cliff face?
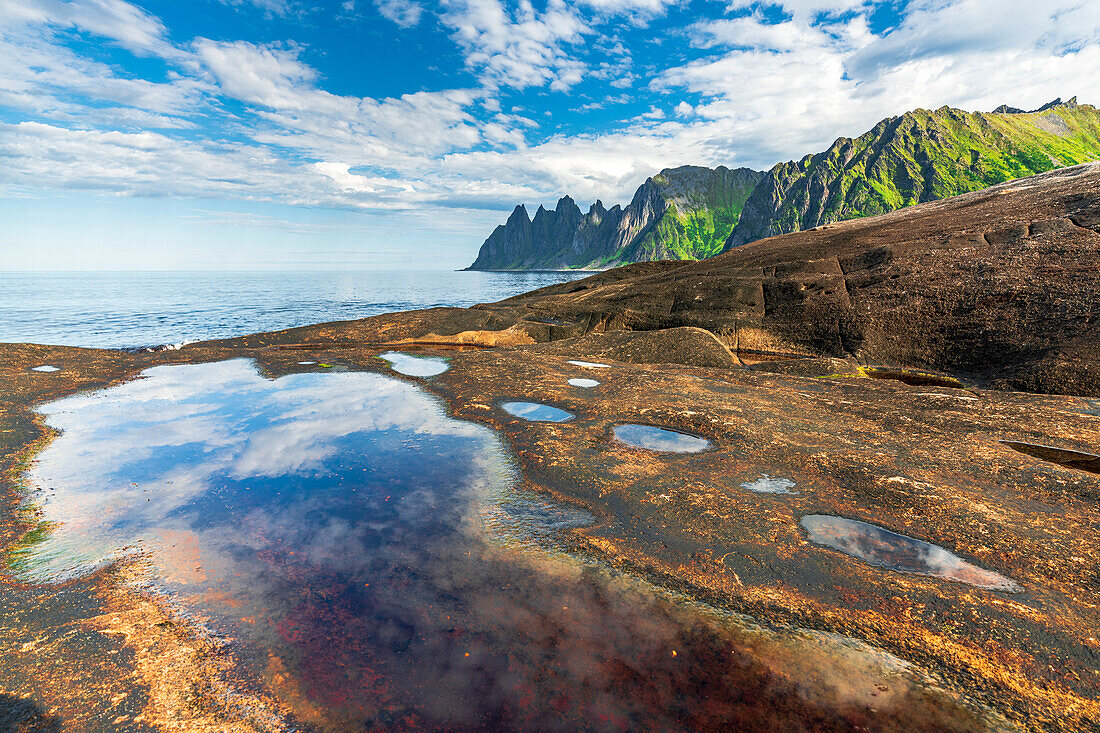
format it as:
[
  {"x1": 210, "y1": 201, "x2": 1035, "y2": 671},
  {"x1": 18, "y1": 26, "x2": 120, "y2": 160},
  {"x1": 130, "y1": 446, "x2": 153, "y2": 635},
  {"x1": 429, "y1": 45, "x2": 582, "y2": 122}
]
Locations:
[
  {"x1": 466, "y1": 166, "x2": 763, "y2": 270},
  {"x1": 724, "y1": 99, "x2": 1100, "y2": 248},
  {"x1": 624, "y1": 165, "x2": 764, "y2": 262}
]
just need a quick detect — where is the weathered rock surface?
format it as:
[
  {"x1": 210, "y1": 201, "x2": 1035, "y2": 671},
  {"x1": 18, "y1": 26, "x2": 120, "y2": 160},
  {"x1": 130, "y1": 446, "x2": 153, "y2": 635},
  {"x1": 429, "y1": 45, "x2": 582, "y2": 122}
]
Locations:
[
  {"x1": 473, "y1": 163, "x2": 1100, "y2": 396},
  {"x1": 524, "y1": 326, "x2": 741, "y2": 369},
  {"x1": 3, "y1": 331, "x2": 1100, "y2": 729}
]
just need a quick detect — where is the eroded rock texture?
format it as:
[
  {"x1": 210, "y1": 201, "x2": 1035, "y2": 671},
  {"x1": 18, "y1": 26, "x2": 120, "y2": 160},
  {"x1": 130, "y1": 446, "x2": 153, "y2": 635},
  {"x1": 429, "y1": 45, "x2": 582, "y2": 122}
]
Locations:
[{"x1": 474, "y1": 163, "x2": 1100, "y2": 396}]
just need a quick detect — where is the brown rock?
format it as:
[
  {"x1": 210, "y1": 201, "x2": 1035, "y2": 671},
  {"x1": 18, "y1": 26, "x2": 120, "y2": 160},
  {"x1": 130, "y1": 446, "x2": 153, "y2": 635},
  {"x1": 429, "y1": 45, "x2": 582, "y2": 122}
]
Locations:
[{"x1": 477, "y1": 163, "x2": 1100, "y2": 397}]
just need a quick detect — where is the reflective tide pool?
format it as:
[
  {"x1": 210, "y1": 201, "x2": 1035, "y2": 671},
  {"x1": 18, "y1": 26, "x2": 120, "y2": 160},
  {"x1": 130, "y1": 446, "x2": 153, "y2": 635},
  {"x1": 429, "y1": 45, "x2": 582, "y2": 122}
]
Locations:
[
  {"x1": 12, "y1": 360, "x2": 504, "y2": 585},
  {"x1": 378, "y1": 351, "x2": 450, "y2": 377},
  {"x1": 500, "y1": 401, "x2": 575, "y2": 422},
  {"x1": 741, "y1": 475, "x2": 798, "y2": 495},
  {"x1": 801, "y1": 515, "x2": 1021, "y2": 592},
  {"x1": 12, "y1": 360, "x2": 875, "y2": 729},
  {"x1": 612, "y1": 424, "x2": 711, "y2": 453}
]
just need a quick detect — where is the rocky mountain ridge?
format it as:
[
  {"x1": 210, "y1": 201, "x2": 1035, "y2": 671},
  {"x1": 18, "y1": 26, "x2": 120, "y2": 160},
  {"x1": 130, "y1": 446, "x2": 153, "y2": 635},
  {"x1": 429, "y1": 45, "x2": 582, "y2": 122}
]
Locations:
[
  {"x1": 468, "y1": 99, "x2": 1100, "y2": 270},
  {"x1": 466, "y1": 165, "x2": 763, "y2": 270},
  {"x1": 724, "y1": 98, "x2": 1100, "y2": 248}
]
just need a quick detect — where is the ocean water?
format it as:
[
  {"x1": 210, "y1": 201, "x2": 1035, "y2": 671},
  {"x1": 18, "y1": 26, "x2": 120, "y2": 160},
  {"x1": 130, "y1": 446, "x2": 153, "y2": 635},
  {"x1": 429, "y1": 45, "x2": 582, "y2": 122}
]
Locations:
[{"x1": 0, "y1": 270, "x2": 587, "y2": 349}]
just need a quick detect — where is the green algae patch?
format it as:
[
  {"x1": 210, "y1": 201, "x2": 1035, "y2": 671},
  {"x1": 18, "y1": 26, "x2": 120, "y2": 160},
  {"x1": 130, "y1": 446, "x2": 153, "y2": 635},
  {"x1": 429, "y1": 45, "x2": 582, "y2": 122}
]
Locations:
[
  {"x1": 814, "y1": 366, "x2": 965, "y2": 389},
  {"x1": 861, "y1": 367, "x2": 965, "y2": 388},
  {"x1": 1, "y1": 422, "x2": 63, "y2": 579},
  {"x1": 4, "y1": 519, "x2": 62, "y2": 577}
]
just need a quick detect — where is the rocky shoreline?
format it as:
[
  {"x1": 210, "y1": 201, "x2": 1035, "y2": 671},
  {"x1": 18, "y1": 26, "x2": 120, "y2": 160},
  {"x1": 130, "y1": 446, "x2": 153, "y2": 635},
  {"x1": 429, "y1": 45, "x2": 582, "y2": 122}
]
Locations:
[{"x1": 1, "y1": 164, "x2": 1099, "y2": 731}]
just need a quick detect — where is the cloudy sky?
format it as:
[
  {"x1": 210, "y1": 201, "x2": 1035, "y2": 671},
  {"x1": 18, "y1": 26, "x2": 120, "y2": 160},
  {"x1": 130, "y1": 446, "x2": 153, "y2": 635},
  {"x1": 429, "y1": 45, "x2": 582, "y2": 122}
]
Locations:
[{"x1": 1, "y1": 0, "x2": 1097, "y2": 269}]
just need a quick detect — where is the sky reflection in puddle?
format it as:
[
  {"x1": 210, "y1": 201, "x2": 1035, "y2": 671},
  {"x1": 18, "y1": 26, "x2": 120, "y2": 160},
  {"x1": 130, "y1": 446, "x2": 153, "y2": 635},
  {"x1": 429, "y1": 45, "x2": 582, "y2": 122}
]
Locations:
[
  {"x1": 379, "y1": 350, "x2": 449, "y2": 376},
  {"x1": 567, "y1": 360, "x2": 610, "y2": 368},
  {"x1": 12, "y1": 360, "x2": 867, "y2": 729},
  {"x1": 567, "y1": 378, "x2": 599, "y2": 388},
  {"x1": 741, "y1": 475, "x2": 798, "y2": 494},
  {"x1": 500, "y1": 401, "x2": 575, "y2": 422},
  {"x1": 801, "y1": 515, "x2": 1021, "y2": 592},
  {"x1": 31, "y1": 365, "x2": 60, "y2": 372},
  {"x1": 613, "y1": 424, "x2": 711, "y2": 453}
]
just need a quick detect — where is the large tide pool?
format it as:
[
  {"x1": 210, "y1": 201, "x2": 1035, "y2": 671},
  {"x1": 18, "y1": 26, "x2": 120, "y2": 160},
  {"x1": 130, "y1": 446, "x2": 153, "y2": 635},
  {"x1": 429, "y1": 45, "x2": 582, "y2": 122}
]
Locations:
[{"x1": 7, "y1": 359, "x2": 872, "y2": 730}]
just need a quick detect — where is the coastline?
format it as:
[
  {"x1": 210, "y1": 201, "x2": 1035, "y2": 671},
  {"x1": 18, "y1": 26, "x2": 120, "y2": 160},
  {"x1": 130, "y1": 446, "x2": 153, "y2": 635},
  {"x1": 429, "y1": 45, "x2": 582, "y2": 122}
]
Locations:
[
  {"x1": 3, "y1": 165, "x2": 1100, "y2": 730},
  {"x1": 460, "y1": 267, "x2": 611, "y2": 273},
  {"x1": 1, "y1": 310, "x2": 1098, "y2": 730}
]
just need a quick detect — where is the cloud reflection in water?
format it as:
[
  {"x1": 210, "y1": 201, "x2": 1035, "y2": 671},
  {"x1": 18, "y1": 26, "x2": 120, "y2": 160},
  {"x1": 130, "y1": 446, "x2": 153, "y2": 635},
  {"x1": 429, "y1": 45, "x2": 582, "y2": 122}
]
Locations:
[
  {"x1": 613, "y1": 424, "x2": 711, "y2": 453},
  {"x1": 801, "y1": 515, "x2": 1020, "y2": 592},
  {"x1": 12, "y1": 360, "x2": 963, "y2": 729}
]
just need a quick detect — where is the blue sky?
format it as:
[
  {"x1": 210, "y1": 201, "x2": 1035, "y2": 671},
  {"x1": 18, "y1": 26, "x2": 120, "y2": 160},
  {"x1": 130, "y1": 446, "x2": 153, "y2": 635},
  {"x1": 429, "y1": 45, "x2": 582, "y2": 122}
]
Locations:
[{"x1": 1, "y1": 0, "x2": 1098, "y2": 269}]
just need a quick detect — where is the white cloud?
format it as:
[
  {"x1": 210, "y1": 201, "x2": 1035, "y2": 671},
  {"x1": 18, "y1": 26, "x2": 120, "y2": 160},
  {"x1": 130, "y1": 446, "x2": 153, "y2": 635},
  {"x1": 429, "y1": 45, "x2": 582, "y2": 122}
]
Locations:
[
  {"x1": 648, "y1": 1, "x2": 1100, "y2": 172},
  {"x1": 0, "y1": 0, "x2": 175, "y2": 57},
  {"x1": 725, "y1": 0, "x2": 869, "y2": 22},
  {"x1": 217, "y1": 0, "x2": 295, "y2": 15},
  {"x1": 850, "y1": 0, "x2": 1100, "y2": 74},
  {"x1": 2, "y1": 0, "x2": 1099, "y2": 254},
  {"x1": 373, "y1": 0, "x2": 423, "y2": 27},
  {"x1": 0, "y1": 121, "x2": 303, "y2": 199},
  {"x1": 439, "y1": 0, "x2": 590, "y2": 90},
  {"x1": 0, "y1": 29, "x2": 206, "y2": 125},
  {"x1": 576, "y1": 0, "x2": 677, "y2": 14},
  {"x1": 194, "y1": 39, "x2": 320, "y2": 109},
  {"x1": 690, "y1": 15, "x2": 829, "y2": 52}
]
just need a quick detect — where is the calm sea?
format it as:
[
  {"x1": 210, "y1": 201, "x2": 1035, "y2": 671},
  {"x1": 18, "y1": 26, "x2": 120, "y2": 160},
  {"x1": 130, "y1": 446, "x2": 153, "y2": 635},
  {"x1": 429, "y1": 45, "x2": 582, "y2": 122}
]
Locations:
[{"x1": 1, "y1": 270, "x2": 587, "y2": 349}]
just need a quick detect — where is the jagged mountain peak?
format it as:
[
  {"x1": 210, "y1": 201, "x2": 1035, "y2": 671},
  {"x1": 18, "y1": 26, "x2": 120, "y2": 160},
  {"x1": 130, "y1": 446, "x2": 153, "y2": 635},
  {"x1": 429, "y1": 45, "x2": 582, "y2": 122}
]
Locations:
[
  {"x1": 467, "y1": 164, "x2": 764, "y2": 270},
  {"x1": 994, "y1": 97, "x2": 1079, "y2": 115}
]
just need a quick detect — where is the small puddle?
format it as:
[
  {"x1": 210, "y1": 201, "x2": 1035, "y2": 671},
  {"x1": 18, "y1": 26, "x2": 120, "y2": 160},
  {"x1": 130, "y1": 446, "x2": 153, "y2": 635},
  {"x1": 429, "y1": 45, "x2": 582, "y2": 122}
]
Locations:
[
  {"x1": 567, "y1": 378, "x2": 599, "y2": 388},
  {"x1": 501, "y1": 401, "x2": 575, "y2": 422},
  {"x1": 567, "y1": 360, "x2": 610, "y2": 368},
  {"x1": 613, "y1": 424, "x2": 711, "y2": 453},
  {"x1": 800, "y1": 515, "x2": 1021, "y2": 591},
  {"x1": 379, "y1": 351, "x2": 449, "y2": 377},
  {"x1": 31, "y1": 366, "x2": 60, "y2": 372},
  {"x1": 741, "y1": 475, "x2": 798, "y2": 494},
  {"x1": 298, "y1": 360, "x2": 316, "y2": 365},
  {"x1": 1001, "y1": 440, "x2": 1100, "y2": 474}
]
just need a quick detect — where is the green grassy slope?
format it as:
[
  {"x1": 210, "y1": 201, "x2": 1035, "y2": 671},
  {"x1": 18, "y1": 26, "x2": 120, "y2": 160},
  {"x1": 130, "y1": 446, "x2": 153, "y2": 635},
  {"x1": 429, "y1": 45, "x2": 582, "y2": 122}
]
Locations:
[
  {"x1": 725, "y1": 100, "x2": 1100, "y2": 248},
  {"x1": 616, "y1": 165, "x2": 764, "y2": 264}
]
